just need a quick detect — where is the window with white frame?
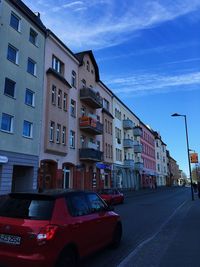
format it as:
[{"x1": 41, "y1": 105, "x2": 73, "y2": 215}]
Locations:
[
  {"x1": 62, "y1": 126, "x2": 66, "y2": 145},
  {"x1": 82, "y1": 79, "x2": 86, "y2": 88},
  {"x1": 103, "y1": 98, "x2": 109, "y2": 111},
  {"x1": 29, "y1": 28, "x2": 38, "y2": 45},
  {"x1": 51, "y1": 85, "x2": 56, "y2": 105},
  {"x1": 71, "y1": 70, "x2": 77, "y2": 88},
  {"x1": 50, "y1": 121, "x2": 55, "y2": 142},
  {"x1": 70, "y1": 130, "x2": 75, "y2": 148},
  {"x1": 1, "y1": 113, "x2": 13, "y2": 132},
  {"x1": 52, "y1": 55, "x2": 64, "y2": 75},
  {"x1": 70, "y1": 99, "x2": 76, "y2": 117},
  {"x1": 7, "y1": 44, "x2": 18, "y2": 64},
  {"x1": 56, "y1": 124, "x2": 61, "y2": 143},
  {"x1": 4, "y1": 78, "x2": 16, "y2": 98},
  {"x1": 23, "y1": 120, "x2": 32, "y2": 138},
  {"x1": 25, "y1": 89, "x2": 35, "y2": 107},
  {"x1": 10, "y1": 12, "x2": 20, "y2": 31},
  {"x1": 27, "y1": 58, "x2": 36, "y2": 76},
  {"x1": 57, "y1": 89, "x2": 62, "y2": 108},
  {"x1": 63, "y1": 93, "x2": 67, "y2": 111}
]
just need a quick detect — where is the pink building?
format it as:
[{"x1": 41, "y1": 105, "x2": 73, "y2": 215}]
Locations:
[{"x1": 140, "y1": 122, "x2": 156, "y2": 188}]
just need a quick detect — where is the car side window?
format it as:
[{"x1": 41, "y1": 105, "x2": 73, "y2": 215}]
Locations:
[
  {"x1": 87, "y1": 193, "x2": 106, "y2": 213},
  {"x1": 66, "y1": 194, "x2": 90, "y2": 217}
]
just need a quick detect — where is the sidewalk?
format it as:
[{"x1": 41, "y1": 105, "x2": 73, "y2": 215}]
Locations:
[{"x1": 119, "y1": 196, "x2": 200, "y2": 267}]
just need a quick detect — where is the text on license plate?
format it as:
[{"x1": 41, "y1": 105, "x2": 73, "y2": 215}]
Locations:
[{"x1": 0, "y1": 234, "x2": 21, "y2": 245}]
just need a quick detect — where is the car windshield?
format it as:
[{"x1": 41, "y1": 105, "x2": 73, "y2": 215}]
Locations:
[{"x1": 0, "y1": 195, "x2": 54, "y2": 220}]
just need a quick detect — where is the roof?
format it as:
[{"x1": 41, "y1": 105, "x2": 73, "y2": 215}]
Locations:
[
  {"x1": 9, "y1": 0, "x2": 46, "y2": 33},
  {"x1": 75, "y1": 50, "x2": 100, "y2": 82}
]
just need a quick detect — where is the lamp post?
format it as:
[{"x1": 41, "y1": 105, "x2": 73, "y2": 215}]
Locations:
[{"x1": 171, "y1": 113, "x2": 194, "y2": 201}]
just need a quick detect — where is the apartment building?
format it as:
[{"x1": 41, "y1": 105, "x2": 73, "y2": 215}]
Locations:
[
  {"x1": 154, "y1": 131, "x2": 168, "y2": 186},
  {"x1": 166, "y1": 150, "x2": 180, "y2": 186},
  {"x1": 75, "y1": 51, "x2": 104, "y2": 190},
  {"x1": 112, "y1": 96, "x2": 142, "y2": 190},
  {"x1": 0, "y1": 0, "x2": 46, "y2": 194},
  {"x1": 140, "y1": 122, "x2": 156, "y2": 188},
  {"x1": 38, "y1": 30, "x2": 80, "y2": 191}
]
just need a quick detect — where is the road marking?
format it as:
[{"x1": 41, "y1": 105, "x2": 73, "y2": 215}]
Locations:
[{"x1": 118, "y1": 200, "x2": 187, "y2": 267}]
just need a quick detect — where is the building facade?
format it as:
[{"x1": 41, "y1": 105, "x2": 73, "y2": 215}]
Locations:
[
  {"x1": 140, "y1": 123, "x2": 156, "y2": 188},
  {"x1": 0, "y1": 0, "x2": 45, "y2": 194}
]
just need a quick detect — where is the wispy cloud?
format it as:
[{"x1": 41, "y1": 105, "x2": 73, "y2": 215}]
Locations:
[
  {"x1": 23, "y1": 0, "x2": 200, "y2": 50},
  {"x1": 104, "y1": 71, "x2": 200, "y2": 98}
]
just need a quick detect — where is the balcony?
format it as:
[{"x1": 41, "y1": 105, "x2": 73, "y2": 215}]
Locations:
[
  {"x1": 124, "y1": 159, "x2": 134, "y2": 168},
  {"x1": 123, "y1": 139, "x2": 134, "y2": 148},
  {"x1": 79, "y1": 116, "x2": 103, "y2": 135},
  {"x1": 123, "y1": 119, "x2": 134, "y2": 129},
  {"x1": 134, "y1": 162, "x2": 144, "y2": 171},
  {"x1": 79, "y1": 148, "x2": 103, "y2": 162},
  {"x1": 80, "y1": 87, "x2": 103, "y2": 109},
  {"x1": 134, "y1": 144, "x2": 143, "y2": 153},
  {"x1": 133, "y1": 126, "x2": 143, "y2": 137}
]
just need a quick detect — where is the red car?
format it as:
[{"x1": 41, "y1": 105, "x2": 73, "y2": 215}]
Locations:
[
  {"x1": 98, "y1": 189, "x2": 124, "y2": 205},
  {"x1": 0, "y1": 190, "x2": 122, "y2": 267}
]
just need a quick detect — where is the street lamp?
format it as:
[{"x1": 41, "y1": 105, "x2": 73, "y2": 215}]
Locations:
[{"x1": 171, "y1": 113, "x2": 194, "y2": 201}]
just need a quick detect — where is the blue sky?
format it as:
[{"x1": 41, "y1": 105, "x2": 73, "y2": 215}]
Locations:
[{"x1": 24, "y1": 0, "x2": 200, "y2": 176}]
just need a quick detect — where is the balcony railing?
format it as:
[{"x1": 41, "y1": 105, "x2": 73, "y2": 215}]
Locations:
[
  {"x1": 123, "y1": 119, "x2": 134, "y2": 129},
  {"x1": 134, "y1": 144, "x2": 143, "y2": 153},
  {"x1": 80, "y1": 87, "x2": 103, "y2": 109},
  {"x1": 134, "y1": 162, "x2": 144, "y2": 171},
  {"x1": 123, "y1": 139, "x2": 134, "y2": 148},
  {"x1": 79, "y1": 116, "x2": 103, "y2": 135},
  {"x1": 124, "y1": 159, "x2": 134, "y2": 168},
  {"x1": 79, "y1": 148, "x2": 103, "y2": 162},
  {"x1": 133, "y1": 126, "x2": 143, "y2": 137}
]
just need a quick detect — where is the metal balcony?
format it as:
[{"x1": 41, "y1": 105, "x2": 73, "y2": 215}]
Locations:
[
  {"x1": 79, "y1": 148, "x2": 103, "y2": 162},
  {"x1": 123, "y1": 119, "x2": 134, "y2": 129},
  {"x1": 133, "y1": 126, "x2": 143, "y2": 137},
  {"x1": 123, "y1": 139, "x2": 134, "y2": 148},
  {"x1": 124, "y1": 159, "x2": 134, "y2": 168},
  {"x1": 79, "y1": 116, "x2": 103, "y2": 135},
  {"x1": 134, "y1": 162, "x2": 144, "y2": 171},
  {"x1": 80, "y1": 87, "x2": 103, "y2": 109},
  {"x1": 134, "y1": 144, "x2": 143, "y2": 153}
]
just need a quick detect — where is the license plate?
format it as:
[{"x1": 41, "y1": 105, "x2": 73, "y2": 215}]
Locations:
[{"x1": 0, "y1": 234, "x2": 21, "y2": 245}]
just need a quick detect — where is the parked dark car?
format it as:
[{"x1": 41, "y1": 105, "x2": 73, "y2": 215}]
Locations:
[
  {"x1": 98, "y1": 189, "x2": 124, "y2": 205},
  {"x1": 0, "y1": 190, "x2": 122, "y2": 267}
]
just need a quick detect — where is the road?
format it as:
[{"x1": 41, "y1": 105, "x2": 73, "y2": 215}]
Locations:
[{"x1": 81, "y1": 186, "x2": 191, "y2": 267}]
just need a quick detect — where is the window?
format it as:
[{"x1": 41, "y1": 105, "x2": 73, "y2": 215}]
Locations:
[
  {"x1": 10, "y1": 12, "x2": 20, "y2": 31},
  {"x1": 56, "y1": 124, "x2": 61, "y2": 143},
  {"x1": 87, "y1": 193, "x2": 105, "y2": 212},
  {"x1": 4, "y1": 78, "x2": 15, "y2": 98},
  {"x1": 71, "y1": 70, "x2": 77, "y2": 88},
  {"x1": 66, "y1": 194, "x2": 90, "y2": 217},
  {"x1": 29, "y1": 28, "x2": 38, "y2": 45},
  {"x1": 63, "y1": 93, "x2": 67, "y2": 111},
  {"x1": 82, "y1": 79, "x2": 86, "y2": 88},
  {"x1": 7, "y1": 44, "x2": 18, "y2": 64},
  {"x1": 86, "y1": 60, "x2": 90, "y2": 71},
  {"x1": 23, "y1": 120, "x2": 32, "y2": 138},
  {"x1": 27, "y1": 58, "x2": 36, "y2": 76},
  {"x1": 70, "y1": 99, "x2": 76, "y2": 117},
  {"x1": 51, "y1": 85, "x2": 56, "y2": 105},
  {"x1": 25, "y1": 89, "x2": 35, "y2": 106},
  {"x1": 62, "y1": 126, "x2": 66, "y2": 145},
  {"x1": 52, "y1": 56, "x2": 64, "y2": 75},
  {"x1": 57, "y1": 89, "x2": 62, "y2": 108},
  {"x1": 103, "y1": 98, "x2": 109, "y2": 111},
  {"x1": 1, "y1": 113, "x2": 13, "y2": 132},
  {"x1": 70, "y1": 130, "x2": 75, "y2": 148},
  {"x1": 50, "y1": 121, "x2": 55, "y2": 142},
  {"x1": 157, "y1": 152, "x2": 159, "y2": 159}
]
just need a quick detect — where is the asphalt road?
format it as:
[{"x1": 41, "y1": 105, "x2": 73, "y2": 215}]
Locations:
[{"x1": 81, "y1": 186, "x2": 191, "y2": 267}]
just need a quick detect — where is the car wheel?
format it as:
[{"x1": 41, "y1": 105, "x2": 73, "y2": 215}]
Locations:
[
  {"x1": 111, "y1": 222, "x2": 122, "y2": 249},
  {"x1": 56, "y1": 247, "x2": 78, "y2": 267}
]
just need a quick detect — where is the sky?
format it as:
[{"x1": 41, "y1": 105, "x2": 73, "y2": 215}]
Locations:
[{"x1": 23, "y1": 0, "x2": 200, "y2": 176}]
